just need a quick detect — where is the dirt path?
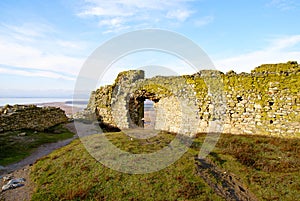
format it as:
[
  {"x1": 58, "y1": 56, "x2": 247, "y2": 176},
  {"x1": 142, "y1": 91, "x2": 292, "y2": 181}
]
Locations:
[
  {"x1": 195, "y1": 157, "x2": 258, "y2": 201},
  {"x1": 0, "y1": 123, "x2": 78, "y2": 201},
  {"x1": 0, "y1": 137, "x2": 77, "y2": 175},
  {"x1": 1, "y1": 124, "x2": 258, "y2": 201},
  {"x1": 0, "y1": 166, "x2": 33, "y2": 201}
]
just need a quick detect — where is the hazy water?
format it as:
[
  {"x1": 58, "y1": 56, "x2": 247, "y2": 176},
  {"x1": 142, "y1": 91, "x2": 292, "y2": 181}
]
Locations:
[{"x1": 0, "y1": 97, "x2": 87, "y2": 108}]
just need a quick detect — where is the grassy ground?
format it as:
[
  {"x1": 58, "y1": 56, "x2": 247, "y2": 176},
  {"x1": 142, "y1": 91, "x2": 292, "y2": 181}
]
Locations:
[
  {"x1": 30, "y1": 132, "x2": 300, "y2": 201},
  {"x1": 0, "y1": 124, "x2": 74, "y2": 166},
  {"x1": 30, "y1": 132, "x2": 223, "y2": 201},
  {"x1": 205, "y1": 134, "x2": 300, "y2": 201}
]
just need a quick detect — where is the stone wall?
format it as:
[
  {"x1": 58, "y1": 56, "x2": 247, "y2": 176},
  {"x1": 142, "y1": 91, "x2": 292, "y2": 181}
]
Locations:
[
  {"x1": 0, "y1": 105, "x2": 68, "y2": 132},
  {"x1": 84, "y1": 61, "x2": 300, "y2": 137}
]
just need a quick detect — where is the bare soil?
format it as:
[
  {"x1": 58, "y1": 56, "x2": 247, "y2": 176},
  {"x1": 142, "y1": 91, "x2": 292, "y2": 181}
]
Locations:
[
  {"x1": 0, "y1": 123, "x2": 78, "y2": 201},
  {"x1": 0, "y1": 166, "x2": 33, "y2": 201},
  {"x1": 195, "y1": 157, "x2": 258, "y2": 201}
]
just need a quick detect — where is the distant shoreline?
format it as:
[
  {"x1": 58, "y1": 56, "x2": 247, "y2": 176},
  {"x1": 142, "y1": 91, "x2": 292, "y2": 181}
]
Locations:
[
  {"x1": 0, "y1": 97, "x2": 69, "y2": 106},
  {"x1": 64, "y1": 100, "x2": 88, "y2": 105},
  {"x1": 0, "y1": 101, "x2": 86, "y2": 116},
  {"x1": 0, "y1": 97, "x2": 87, "y2": 116},
  {"x1": 37, "y1": 102, "x2": 85, "y2": 116}
]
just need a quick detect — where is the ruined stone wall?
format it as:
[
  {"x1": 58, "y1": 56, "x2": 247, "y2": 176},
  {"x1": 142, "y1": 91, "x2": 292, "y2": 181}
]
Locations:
[
  {"x1": 0, "y1": 105, "x2": 68, "y2": 132},
  {"x1": 85, "y1": 61, "x2": 300, "y2": 137},
  {"x1": 220, "y1": 62, "x2": 299, "y2": 137}
]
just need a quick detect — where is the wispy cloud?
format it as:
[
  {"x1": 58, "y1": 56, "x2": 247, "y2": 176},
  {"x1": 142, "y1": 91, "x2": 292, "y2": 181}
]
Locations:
[
  {"x1": 0, "y1": 22, "x2": 85, "y2": 80},
  {"x1": 269, "y1": 35, "x2": 300, "y2": 50},
  {"x1": 267, "y1": 0, "x2": 298, "y2": 10},
  {"x1": 215, "y1": 35, "x2": 300, "y2": 73},
  {"x1": 166, "y1": 9, "x2": 195, "y2": 22},
  {"x1": 0, "y1": 37, "x2": 84, "y2": 76},
  {"x1": 194, "y1": 15, "x2": 214, "y2": 27},
  {"x1": 97, "y1": 50, "x2": 197, "y2": 85},
  {"x1": 77, "y1": 0, "x2": 198, "y2": 32},
  {"x1": 2, "y1": 23, "x2": 54, "y2": 37},
  {"x1": 98, "y1": 17, "x2": 131, "y2": 33},
  {"x1": 0, "y1": 65, "x2": 75, "y2": 81},
  {"x1": 56, "y1": 40, "x2": 87, "y2": 50}
]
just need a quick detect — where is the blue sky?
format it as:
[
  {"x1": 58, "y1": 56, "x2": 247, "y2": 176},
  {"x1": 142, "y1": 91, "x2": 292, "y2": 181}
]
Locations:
[{"x1": 0, "y1": 0, "x2": 299, "y2": 97}]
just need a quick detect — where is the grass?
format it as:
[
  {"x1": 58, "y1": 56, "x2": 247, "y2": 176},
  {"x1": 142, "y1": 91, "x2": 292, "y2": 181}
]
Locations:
[
  {"x1": 30, "y1": 132, "x2": 223, "y2": 201},
  {"x1": 202, "y1": 134, "x2": 300, "y2": 201},
  {"x1": 0, "y1": 124, "x2": 74, "y2": 166},
  {"x1": 30, "y1": 132, "x2": 300, "y2": 201}
]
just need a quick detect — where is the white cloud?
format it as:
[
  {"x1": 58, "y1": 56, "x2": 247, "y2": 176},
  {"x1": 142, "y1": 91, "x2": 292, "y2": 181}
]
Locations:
[
  {"x1": 78, "y1": 5, "x2": 133, "y2": 17},
  {"x1": 267, "y1": 0, "x2": 298, "y2": 10},
  {"x1": 194, "y1": 15, "x2": 214, "y2": 27},
  {"x1": 1, "y1": 23, "x2": 54, "y2": 38},
  {"x1": 96, "y1": 50, "x2": 197, "y2": 86},
  {"x1": 0, "y1": 22, "x2": 86, "y2": 80},
  {"x1": 77, "y1": 0, "x2": 197, "y2": 32},
  {"x1": 1, "y1": 22, "x2": 87, "y2": 51},
  {"x1": 56, "y1": 40, "x2": 86, "y2": 50},
  {"x1": 166, "y1": 9, "x2": 194, "y2": 22},
  {"x1": 214, "y1": 35, "x2": 300, "y2": 73},
  {"x1": 78, "y1": 0, "x2": 187, "y2": 17},
  {"x1": 0, "y1": 37, "x2": 84, "y2": 76},
  {"x1": 0, "y1": 67, "x2": 75, "y2": 80},
  {"x1": 269, "y1": 35, "x2": 300, "y2": 50},
  {"x1": 99, "y1": 18, "x2": 124, "y2": 27}
]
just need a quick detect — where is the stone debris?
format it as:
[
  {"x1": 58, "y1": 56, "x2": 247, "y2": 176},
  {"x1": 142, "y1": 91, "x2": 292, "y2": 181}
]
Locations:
[
  {"x1": 0, "y1": 104, "x2": 68, "y2": 133},
  {"x1": 2, "y1": 178, "x2": 26, "y2": 191},
  {"x1": 2, "y1": 175, "x2": 13, "y2": 181},
  {"x1": 17, "y1": 132, "x2": 27, "y2": 136}
]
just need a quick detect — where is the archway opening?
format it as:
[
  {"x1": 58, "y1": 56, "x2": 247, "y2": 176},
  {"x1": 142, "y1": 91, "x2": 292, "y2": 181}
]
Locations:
[{"x1": 143, "y1": 99, "x2": 156, "y2": 129}]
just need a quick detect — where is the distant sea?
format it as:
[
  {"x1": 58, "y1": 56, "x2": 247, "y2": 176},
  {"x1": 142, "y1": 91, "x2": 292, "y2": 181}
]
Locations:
[
  {"x1": 0, "y1": 97, "x2": 155, "y2": 110},
  {"x1": 0, "y1": 97, "x2": 88, "y2": 108}
]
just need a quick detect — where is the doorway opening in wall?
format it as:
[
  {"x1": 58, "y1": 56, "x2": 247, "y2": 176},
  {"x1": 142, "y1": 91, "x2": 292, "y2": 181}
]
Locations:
[{"x1": 143, "y1": 99, "x2": 156, "y2": 129}]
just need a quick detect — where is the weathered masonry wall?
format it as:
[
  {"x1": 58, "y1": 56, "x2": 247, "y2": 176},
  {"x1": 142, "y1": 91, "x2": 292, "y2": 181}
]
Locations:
[
  {"x1": 84, "y1": 61, "x2": 300, "y2": 137},
  {"x1": 0, "y1": 105, "x2": 68, "y2": 132}
]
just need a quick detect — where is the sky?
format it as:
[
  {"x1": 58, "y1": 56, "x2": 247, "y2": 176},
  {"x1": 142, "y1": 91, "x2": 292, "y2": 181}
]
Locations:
[{"x1": 0, "y1": 0, "x2": 299, "y2": 97}]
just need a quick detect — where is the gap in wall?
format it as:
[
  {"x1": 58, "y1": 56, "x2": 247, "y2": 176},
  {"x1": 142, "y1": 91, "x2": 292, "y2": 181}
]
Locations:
[{"x1": 144, "y1": 99, "x2": 156, "y2": 129}]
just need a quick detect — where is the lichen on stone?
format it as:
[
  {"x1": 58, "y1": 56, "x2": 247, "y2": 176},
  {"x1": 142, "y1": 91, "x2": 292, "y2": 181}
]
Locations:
[{"x1": 84, "y1": 62, "x2": 300, "y2": 137}]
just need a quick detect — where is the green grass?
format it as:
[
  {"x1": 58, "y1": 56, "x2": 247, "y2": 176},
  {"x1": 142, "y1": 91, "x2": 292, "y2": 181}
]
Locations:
[
  {"x1": 202, "y1": 134, "x2": 300, "y2": 201},
  {"x1": 0, "y1": 124, "x2": 74, "y2": 166},
  {"x1": 30, "y1": 132, "x2": 300, "y2": 201},
  {"x1": 30, "y1": 132, "x2": 223, "y2": 201}
]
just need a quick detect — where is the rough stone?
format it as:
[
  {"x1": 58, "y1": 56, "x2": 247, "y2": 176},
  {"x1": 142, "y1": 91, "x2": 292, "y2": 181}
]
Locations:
[
  {"x1": 1, "y1": 178, "x2": 25, "y2": 191},
  {"x1": 79, "y1": 62, "x2": 300, "y2": 137},
  {"x1": 0, "y1": 105, "x2": 68, "y2": 132}
]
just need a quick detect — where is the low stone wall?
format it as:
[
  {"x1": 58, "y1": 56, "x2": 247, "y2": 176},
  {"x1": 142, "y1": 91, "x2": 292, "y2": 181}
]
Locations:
[
  {"x1": 83, "y1": 61, "x2": 300, "y2": 137},
  {"x1": 0, "y1": 105, "x2": 68, "y2": 132}
]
